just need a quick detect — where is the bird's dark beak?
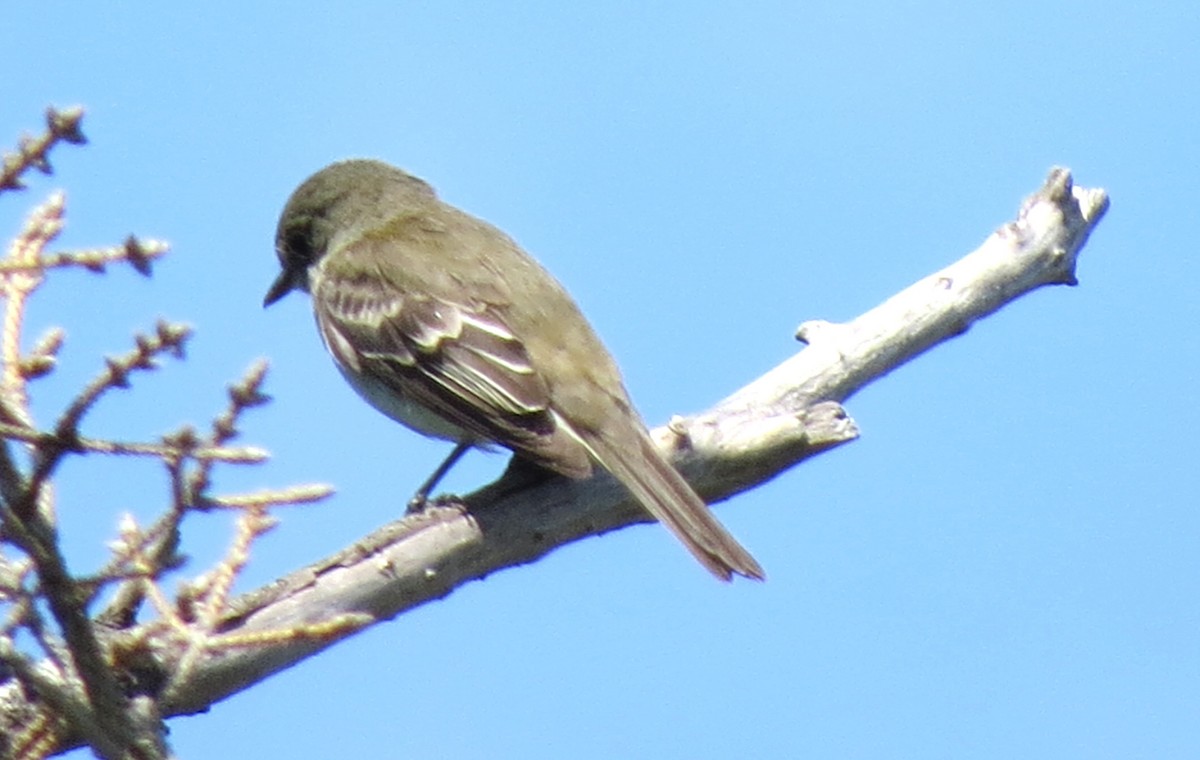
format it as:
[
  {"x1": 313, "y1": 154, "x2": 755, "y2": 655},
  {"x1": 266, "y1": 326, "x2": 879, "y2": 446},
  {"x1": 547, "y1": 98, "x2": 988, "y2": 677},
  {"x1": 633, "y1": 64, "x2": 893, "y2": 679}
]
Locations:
[{"x1": 263, "y1": 267, "x2": 298, "y2": 307}]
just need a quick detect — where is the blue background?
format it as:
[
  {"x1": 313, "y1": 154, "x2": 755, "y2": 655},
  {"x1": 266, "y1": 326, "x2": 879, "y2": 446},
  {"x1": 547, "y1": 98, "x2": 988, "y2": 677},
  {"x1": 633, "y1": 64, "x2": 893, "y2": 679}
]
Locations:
[{"x1": 5, "y1": 2, "x2": 1197, "y2": 758}]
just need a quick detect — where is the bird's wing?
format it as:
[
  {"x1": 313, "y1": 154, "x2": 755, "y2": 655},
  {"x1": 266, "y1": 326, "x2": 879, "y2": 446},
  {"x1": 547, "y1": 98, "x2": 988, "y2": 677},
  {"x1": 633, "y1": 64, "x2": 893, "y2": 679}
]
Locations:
[{"x1": 312, "y1": 269, "x2": 593, "y2": 478}]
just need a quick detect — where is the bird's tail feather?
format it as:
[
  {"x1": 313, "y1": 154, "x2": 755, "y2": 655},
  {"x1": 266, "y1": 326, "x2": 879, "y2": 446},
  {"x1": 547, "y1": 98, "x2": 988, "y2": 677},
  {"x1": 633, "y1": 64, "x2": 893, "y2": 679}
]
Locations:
[{"x1": 583, "y1": 430, "x2": 764, "y2": 582}]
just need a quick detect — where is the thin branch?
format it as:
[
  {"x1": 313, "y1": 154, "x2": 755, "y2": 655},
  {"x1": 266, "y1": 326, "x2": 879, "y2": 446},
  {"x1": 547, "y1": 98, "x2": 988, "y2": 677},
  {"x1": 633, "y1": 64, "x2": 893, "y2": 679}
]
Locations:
[
  {"x1": 0, "y1": 422, "x2": 267, "y2": 462},
  {"x1": 0, "y1": 237, "x2": 167, "y2": 277},
  {"x1": 2, "y1": 506, "x2": 141, "y2": 760},
  {"x1": 19, "y1": 320, "x2": 192, "y2": 519},
  {"x1": 182, "y1": 359, "x2": 271, "y2": 506},
  {"x1": 0, "y1": 107, "x2": 86, "y2": 195},
  {"x1": 1, "y1": 192, "x2": 64, "y2": 428}
]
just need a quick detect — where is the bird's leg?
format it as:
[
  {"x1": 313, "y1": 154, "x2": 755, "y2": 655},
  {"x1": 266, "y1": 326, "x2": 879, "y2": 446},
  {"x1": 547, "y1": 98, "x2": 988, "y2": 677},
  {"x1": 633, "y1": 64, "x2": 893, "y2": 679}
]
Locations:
[{"x1": 407, "y1": 441, "x2": 472, "y2": 513}]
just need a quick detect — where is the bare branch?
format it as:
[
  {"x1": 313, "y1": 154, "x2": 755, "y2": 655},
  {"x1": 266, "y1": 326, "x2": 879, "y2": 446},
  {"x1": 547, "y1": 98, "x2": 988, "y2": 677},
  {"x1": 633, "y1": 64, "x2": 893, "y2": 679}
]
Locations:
[
  {"x1": 0, "y1": 237, "x2": 168, "y2": 277},
  {"x1": 19, "y1": 320, "x2": 192, "y2": 520},
  {"x1": 105, "y1": 167, "x2": 1106, "y2": 723},
  {"x1": 182, "y1": 359, "x2": 272, "y2": 506},
  {"x1": 0, "y1": 107, "x2": 86, "y2": 195},
  {"x1": 718, "y1": 166, "x2": 1108, "y2": 413},
  {"x1": 0, "y1": 422, "x2": 267, "y2": 462},
  {"x1": 2, "y1": 193, "x2": 64, "y2": 429},
  {"x1": 0, "y1": 165, "x2": 1109, "y2": 758}
]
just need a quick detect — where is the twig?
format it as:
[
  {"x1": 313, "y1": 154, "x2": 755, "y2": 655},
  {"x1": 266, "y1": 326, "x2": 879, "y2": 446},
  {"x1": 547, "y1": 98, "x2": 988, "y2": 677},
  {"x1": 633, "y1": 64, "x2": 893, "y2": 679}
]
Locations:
[
  {"x1": 0, "y1": 107, "x2": 86, "y2": 194},
  {"x1": 18, "y1": 321, "x2": 192, "y2": 520}
]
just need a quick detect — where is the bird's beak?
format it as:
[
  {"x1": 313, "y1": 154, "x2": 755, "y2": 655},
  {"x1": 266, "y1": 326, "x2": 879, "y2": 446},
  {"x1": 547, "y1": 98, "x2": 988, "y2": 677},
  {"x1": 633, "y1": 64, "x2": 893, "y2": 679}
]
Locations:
[{"x1": 263, "y1": 266, "x2": 299, "y2": 307}]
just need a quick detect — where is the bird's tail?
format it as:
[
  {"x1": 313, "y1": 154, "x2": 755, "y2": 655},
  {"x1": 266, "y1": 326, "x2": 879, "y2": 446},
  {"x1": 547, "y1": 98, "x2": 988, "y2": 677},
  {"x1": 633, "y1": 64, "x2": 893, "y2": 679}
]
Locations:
[{"x1": 583, "y1": 429, "x2": 764, "y2": 582}]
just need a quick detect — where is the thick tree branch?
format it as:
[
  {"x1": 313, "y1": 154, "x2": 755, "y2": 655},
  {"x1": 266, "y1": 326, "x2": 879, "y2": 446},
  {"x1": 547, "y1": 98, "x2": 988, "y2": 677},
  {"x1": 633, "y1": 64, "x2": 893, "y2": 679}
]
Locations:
[
  {"x1": 146, "y1": 167, "x2": 1106, "y2": 719},
  {"x1": 5, "y1": 167, "x2": 1109, "y2": 755},
  {"x1": 721, "y1": 166, "x2": 1107, "y2": 413}
]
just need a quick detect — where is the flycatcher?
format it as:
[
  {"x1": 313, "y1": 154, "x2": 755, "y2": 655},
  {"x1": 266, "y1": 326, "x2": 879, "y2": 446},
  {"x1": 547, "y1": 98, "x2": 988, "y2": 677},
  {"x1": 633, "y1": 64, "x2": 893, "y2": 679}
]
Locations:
[{"x1": 264, "y1": 159, "x2": 763, "y2": 581}]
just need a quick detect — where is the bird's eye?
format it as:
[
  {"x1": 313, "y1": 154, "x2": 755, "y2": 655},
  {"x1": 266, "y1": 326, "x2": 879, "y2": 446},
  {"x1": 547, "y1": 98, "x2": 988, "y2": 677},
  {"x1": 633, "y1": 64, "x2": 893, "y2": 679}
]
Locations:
[{"x1": 281, "y1": 226, "x2": 315, "y2": 266}]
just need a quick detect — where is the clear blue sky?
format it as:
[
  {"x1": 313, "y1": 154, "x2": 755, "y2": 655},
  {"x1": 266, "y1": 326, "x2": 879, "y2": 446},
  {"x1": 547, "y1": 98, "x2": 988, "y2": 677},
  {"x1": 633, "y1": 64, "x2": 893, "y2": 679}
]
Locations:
[{"x1": 5, "y1": 3, "x2": 1197, "y2": 758}]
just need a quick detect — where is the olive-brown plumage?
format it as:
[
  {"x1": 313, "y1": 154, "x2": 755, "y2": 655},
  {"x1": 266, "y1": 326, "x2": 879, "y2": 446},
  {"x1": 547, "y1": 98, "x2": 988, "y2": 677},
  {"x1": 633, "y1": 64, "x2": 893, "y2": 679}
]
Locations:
[{"x1": 265, "y1": 159, "x2": 763, "y2": 581}]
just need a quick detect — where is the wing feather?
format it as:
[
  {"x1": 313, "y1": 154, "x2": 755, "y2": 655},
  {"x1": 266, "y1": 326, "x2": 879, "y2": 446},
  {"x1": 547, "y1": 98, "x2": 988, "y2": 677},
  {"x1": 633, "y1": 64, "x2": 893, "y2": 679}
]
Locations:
[{"x1": 312, "y1": 268, "x2": 591, "y2": 477}]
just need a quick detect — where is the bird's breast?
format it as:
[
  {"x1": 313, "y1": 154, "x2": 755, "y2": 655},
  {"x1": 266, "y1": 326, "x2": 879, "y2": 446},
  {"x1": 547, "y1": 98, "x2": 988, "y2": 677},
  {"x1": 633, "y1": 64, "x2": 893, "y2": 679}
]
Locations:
[{"x1": 334, "y1": 362, "x2": 476, "y2": 442}]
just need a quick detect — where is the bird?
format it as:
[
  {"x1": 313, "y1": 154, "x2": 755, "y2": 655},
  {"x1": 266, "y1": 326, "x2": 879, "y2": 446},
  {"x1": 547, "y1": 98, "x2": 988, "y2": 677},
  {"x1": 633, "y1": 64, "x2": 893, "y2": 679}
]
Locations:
[{"x1": 264, "y1": 159, "x2": 763, "y2": 581}]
